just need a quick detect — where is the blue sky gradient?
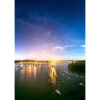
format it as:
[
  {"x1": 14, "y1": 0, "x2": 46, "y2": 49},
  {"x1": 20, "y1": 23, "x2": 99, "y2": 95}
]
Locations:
[{"x1": 15, "y1": 0, "x2": 85, "y2": 60}]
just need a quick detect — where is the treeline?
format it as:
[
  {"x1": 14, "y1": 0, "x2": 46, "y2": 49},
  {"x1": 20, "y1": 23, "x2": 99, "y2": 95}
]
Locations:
[
  {"x1": 68, "y1": 60, "x2": 85, "y2": 73},
  {"x1": 15, "y1": 60, "x2": 50, "y2": 63}
]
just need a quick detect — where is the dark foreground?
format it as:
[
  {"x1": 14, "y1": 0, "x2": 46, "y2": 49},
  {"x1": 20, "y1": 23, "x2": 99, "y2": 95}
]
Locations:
[{"x1": 15, "y1": 62, "x2": 85, "y2": 100}]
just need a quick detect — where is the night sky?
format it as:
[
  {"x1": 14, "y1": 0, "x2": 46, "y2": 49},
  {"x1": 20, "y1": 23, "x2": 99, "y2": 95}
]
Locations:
[{"x1": 15, "y1": 0, "x2": 85, "y2": 60}]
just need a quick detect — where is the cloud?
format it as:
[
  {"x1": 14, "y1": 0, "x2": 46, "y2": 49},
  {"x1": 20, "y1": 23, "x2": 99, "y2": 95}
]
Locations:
[
  {"x1": 68, "y1": 56, "x2": 85, "y2": 60},
  {"x1": 52, "y1": 45, "x2": 74, "y2": 51},
  {"x1": 80, "y1": 45, "x2": 85, "y2": 48},
  {"x1": 52, "y1": 46, "x2": 65, "y2": 51}
]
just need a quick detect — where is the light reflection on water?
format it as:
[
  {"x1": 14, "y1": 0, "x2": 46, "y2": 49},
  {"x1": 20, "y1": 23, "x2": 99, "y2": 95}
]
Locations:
[
  {"x1": 20, "y1": 64, "x2": 37, "y2": 83},
  {"x1": 19, "y1": 62, "x2": 57, "y2": 86},
  {"x1": 49, "y1": 62, "x2": 56, "y2": 86},
  {"x1": 15, "y1": 62, "x2": 85, "y2": 100}
]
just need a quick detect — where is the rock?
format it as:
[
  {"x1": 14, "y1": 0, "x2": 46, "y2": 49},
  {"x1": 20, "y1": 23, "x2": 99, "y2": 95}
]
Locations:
[
  {"x1": 79, "y1": 82, "x2": 84, "y2": 86},
  {"x1": 55, "y1": 90, "x2": 61, "y2": 95}
]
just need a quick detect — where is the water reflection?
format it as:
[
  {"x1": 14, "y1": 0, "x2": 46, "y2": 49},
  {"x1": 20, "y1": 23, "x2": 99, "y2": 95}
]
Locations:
[
  {"x1": 15, "y1": 62, "x2": 85, "y2": 100},
  {"x1": 19, "y1": 62, "x2": 57, "y2": 86},
  {"x1": 33, "y1": 64, "x2": 37, "y2": 78},
  {"x1": 49, "y1": 62, "x2": 57, "y2": 86},
  {"x1": 20, "y1": 64, "x2": 37, "y2": 83}
]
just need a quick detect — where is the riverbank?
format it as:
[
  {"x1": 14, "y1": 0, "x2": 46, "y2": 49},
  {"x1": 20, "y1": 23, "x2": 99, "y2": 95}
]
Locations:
[{"x1": 68, "y1": 61, "x2": 85, "y2": 73}]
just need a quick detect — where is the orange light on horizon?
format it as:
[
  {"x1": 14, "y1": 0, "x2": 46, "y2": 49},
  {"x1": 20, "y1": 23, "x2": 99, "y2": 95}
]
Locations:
[{"x1": 15, "y1": 49, "x2": 61, "y2": 60}]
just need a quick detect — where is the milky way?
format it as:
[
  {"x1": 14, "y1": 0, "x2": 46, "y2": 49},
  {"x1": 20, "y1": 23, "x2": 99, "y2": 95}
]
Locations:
[{"x1": 15, "y1": 0, "x2": 85, "y2": 60}]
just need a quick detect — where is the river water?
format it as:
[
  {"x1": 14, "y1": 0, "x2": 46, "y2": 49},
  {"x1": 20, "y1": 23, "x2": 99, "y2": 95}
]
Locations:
[{"x1": 15, "y1": 62, "x2": 85, "y2": 100}]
